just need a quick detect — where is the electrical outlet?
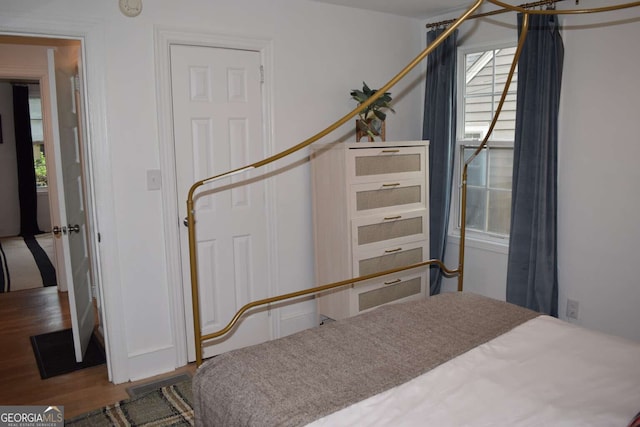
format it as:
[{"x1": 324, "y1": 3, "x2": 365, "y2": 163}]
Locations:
[{"x1": 566, "y1": 299, "x2": 579, "y2": 320}]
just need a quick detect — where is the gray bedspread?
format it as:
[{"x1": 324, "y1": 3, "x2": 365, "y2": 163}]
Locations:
[{"x1": 193, "y1": 292, "x2": 538, "y2": 427}]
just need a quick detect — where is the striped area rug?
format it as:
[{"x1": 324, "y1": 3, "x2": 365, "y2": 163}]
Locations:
[
  {"x1": 0, "y1": 234, "x2": 57, "y2": 293},
  {"x1": 65, "y1": 379, "x2": 194, "y2": 426}
]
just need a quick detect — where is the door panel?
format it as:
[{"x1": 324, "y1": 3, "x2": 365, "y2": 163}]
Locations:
[
  {"x1": 171, "y1": 45, "x2": 271, "y2": 360},
  {"x1": 48, "y1": 47, "x2": 94, "y2": 362}
]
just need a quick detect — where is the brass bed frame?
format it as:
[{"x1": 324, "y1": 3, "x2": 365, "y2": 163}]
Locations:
[{"x1": 186, "y1": 0, "x2": 640, "y2": 366}]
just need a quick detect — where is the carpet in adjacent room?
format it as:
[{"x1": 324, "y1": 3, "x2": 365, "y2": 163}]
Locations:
[{"x1": 0, "y1": 234, "x2": 56, "y2": 292}]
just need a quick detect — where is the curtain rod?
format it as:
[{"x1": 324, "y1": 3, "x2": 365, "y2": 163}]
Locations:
[{"x1": 425, "y1": 0, "x2": 570, "y2": 29}]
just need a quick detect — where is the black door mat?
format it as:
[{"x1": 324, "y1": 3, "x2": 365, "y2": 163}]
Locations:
[{"x1": 30, "y1": 328, "x2": 106, "y2": 379}]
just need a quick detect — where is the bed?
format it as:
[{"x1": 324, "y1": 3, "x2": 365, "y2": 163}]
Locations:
[
  {"x1": 193, "y1": 292, "x2": 640, "y2": 426},
  {"x1": 187, "y1": 1, "x2": 640, "y2": 426}
]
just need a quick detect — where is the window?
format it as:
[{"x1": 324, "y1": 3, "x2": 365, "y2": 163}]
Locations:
[
  {"x1": 28, "y1": 85, "x2": 48, "y2": 188},
  {"x1": 461, "y1": 145, "x2": 513, "y2": 236},
  {"x1": 455, "y1": 44, "x2": 518, "y2": 239}
]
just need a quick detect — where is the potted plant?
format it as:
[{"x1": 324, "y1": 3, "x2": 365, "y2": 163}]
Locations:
[{"x1": 350, "y1": 81, "x2": 394, "y2": 141}]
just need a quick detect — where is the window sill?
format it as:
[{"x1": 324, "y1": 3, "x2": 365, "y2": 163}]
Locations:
[{"x1": 447, "y1": 231, "x2": 509, "y2": 255}]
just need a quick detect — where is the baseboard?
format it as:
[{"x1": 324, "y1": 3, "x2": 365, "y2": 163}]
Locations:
[
  {"x1": 127, "y1": 345, "x2": 177, "y2": 382},
  {"x1": 279, "y1": 310, "x2": 317, "y2": 337}
]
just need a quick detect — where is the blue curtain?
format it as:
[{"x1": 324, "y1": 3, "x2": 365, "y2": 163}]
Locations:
[
  {"x1": 506, "y1": 13, "x2": 563, "y2": 316},
  {"x1": 422, "y1": 28, "x2": 458, "y2": 295}
]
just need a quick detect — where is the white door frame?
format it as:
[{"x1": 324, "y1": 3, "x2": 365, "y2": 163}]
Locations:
[
  {"x1": 154, "y1": 28, "x2": 277, "y2": 367},
  {"x1": 0, "y1": 15, "x2": 128, "y2": 383}
]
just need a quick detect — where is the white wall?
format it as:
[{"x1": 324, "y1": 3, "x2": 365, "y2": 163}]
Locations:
[
  {"x1": 435, "y1": 1, "x2": 640, "y2": 343},
  {"x1": 557, "y1": 3, "x2": 640, "y2": 342},
  {"x1": 0, "y1": 0, "x2": 424, "y2": 381}
]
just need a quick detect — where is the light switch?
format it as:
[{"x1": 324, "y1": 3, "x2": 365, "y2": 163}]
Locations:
[{"x1": 147, "y1": 169, "x2": 162, "y2": 191}]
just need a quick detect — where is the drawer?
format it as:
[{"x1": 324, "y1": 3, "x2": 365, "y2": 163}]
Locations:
[
  {"x1": 347, "y1": 146, "x2": 427, "y2": 183},
  {"x1": 351, "y1": 209, "x2": 428, "y2": 250},
  {"x1": 350, "y1": 178, "x2": 425, "y2": 216},
  {"x1": 350, "y1": 271, "x2": 427, "y2": 314},
  {"x1": 353, "y1": 241, "x2": 426, "y2": 277}
]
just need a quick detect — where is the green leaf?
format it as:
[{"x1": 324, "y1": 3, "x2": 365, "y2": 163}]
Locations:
[
  {"x1": 351, "y1": 82, "x2": 394, "y2": 120},
  {"x1": 374, "y1": 110, "x2": 386, "y2": 121},
  {"x1": 350, "y1": 89, "x2": 366, "y2": 100}
]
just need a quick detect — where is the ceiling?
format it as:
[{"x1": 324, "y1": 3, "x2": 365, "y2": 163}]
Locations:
[{"x1": 310, "y1": 0, "x2": 473, "y2": 19}]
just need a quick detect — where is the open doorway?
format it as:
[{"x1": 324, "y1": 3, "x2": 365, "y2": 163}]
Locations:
[
  {"x1": 0, "y1": 80, "x2": 57, "y2": 293},
  {"x1": 0, "y1": 35, "x2": 105, "y2": 378}
]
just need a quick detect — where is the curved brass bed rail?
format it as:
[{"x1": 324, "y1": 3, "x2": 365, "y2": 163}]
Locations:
[
  {"x1": 187, "y1": 0, "x2": 484, "y2": 366},
  {"x1": 488, "y1": 0, "x2": 640, "y2": 14},
  {"x1": 187, "y1": 0, "x2": 640, "y2": 366},
  {"x1": 200, "y1": 259, "x2": 457, "y2": 344}
]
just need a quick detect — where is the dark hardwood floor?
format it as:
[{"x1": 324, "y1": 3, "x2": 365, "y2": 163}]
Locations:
[{"x1": 0, "y1": 286, "x2": 195, "y2": 419}]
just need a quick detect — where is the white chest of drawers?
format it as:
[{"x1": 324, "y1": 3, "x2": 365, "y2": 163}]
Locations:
[{"x1": 311, "y1": 140, "x2": 430, "y2": 320}]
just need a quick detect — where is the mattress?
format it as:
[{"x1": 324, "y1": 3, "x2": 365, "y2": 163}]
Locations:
[
  {"x1": 193, "y1": 292, "x2": 538, "y2": 426},
  {"x1": 309, "y1": 315, "x2": 640, "y2": 426}
]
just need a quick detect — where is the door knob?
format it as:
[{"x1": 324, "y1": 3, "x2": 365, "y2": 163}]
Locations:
[
  {"x1": 68, "y1": 224, "x2": 81, "y2": 233},
  {"x1": 53, "y1": 226, "x2": 64, "y2": 235}
]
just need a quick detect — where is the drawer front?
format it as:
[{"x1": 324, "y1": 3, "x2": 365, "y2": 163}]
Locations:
[
  {"x1": 351, "y1": 178, "x2": 425, "y2": 216},
  {"x1": 350, "y1": 271, "x2": 427, "y2": 314},
  {"x1": 352, "y1": 209, "x2": 427, "y2": 250},
  {"x1": 354, "y1": 241, "x2": 426, "y2": 277},
  {"x1": 348, "y1": 146, "x2": 427, "y2": 183}
]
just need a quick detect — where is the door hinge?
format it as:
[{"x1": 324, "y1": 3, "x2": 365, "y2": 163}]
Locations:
[
  {"x1": 259, "y1": 65, "x2": 264, "y2": 84},
  {"x1": 97, "y1": 232, "x2": 102, "y2": 243}
]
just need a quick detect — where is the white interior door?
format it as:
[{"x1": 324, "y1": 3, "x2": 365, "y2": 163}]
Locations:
[
  {"x1": 171, "y1": 44, "x2": 271, "y2": 360},
  {"x1": 47, "y1": 47, "x2": 94, "y2": 362}
]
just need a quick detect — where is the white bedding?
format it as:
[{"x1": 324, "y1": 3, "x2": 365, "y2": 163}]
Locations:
[{"x1": 308, "y1": 316, "x2": 640, "y2": 427}]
